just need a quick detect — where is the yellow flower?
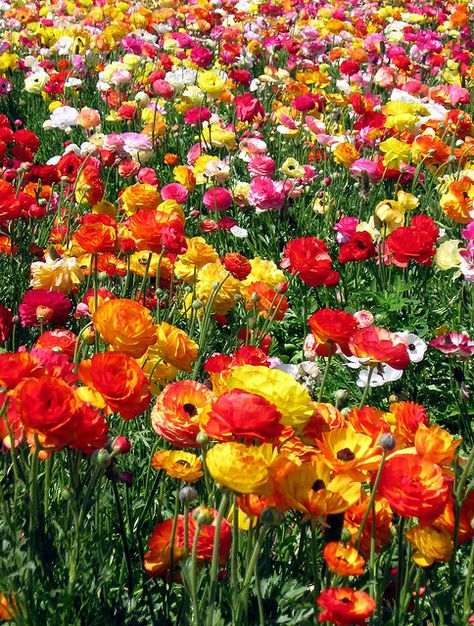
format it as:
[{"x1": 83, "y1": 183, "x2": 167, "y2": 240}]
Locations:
[
  {"x1": 406, "y1": 525, "x2": 453, "y2": 566},
  {"x1": 197, "y1": 71, "x2": 225, "y2": 98},
  {"x1": 434, "y1": 240, "x2": 462, "y2": 270},
  {"x1": 201, "y1": 124, "x2": 236, "y2": 150},
  {"x1": 139, "y1": 349, "x2": 178, "y2": 394},
  {"x1": 374, "y1": 199, "x2": 405, "y2": 232},
  {"x1": 333, "y1": 143, "x2": 360, "y2": 167},
  {"x1": 241, "y1": 258, "x2": 285, "y2": 289},
  {"x1": 128, "y1": 251, "x2": 173, "y2": 281},
  {"x1": 206, "y1": 442, "x2": 278, "y2": 494},
  {"x1": 152, "y1": 449, "x2": 203, "y2": 483},
  {"x1": 223, "y1": 365, "x2": 314, "y2": 429},
  {"x1": 92, "y1": 200, "x2": 116, "y2": 217},
  {"x1": 24, "y1": 71, "x2": 50, "y2": 94},
  {"x1": 173, "y1": 165, "x2": 196, "y2": 191},
  {"x1": 317, "y1": 427, "x2": 382, "y2": 481},
  {"x1": 280, "y1": 158, "x2": 305, "y2": 178},
  {"x1": 30, "y1": 251, "x2": 84, "y2": 294},
  {"x1": 121, "y1": 184, "x2": 160, "y2": 216},
  {"x1": 379, "y1": 137, "x2": 411, "y2": 169},
  {"x1": 196, "y1": 262, "x2": 240, "y2": 314},
  {"x1": 0, "y1": 53, "x2": 19, "y2": 71},
  {"x1": 154, "y1": 322, "x2": 199, "y2": 372},
  {"x1": 174, "y1": 237, "x2": 218, "y2": 283},
  {"x1": 396, "y1": 190, "x2": 419, "y2": 211}
]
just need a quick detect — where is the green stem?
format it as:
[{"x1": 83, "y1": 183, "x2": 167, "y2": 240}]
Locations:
[
  {"x1": 354, "y1": 449, "x2": 387, "y2": 550},
  {"x1": 317, "y1": 349, "x2": 333, "y2": 403},
  {"x1": 110, "y1": 472, "x2": 134, "y2": 596},
  {"x1": 207, "y1": 492, "x2": 229, "y2": 621},
  {"x1": 359, "y1": 366, "x2": 374, "y2": 409}
]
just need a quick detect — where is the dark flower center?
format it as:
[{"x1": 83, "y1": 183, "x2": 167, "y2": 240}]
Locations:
[
  {"x1": 336, "y1": 447, "x2": 355, "y2": 462},
  {"x1": 312, "y1": 479, "x2": 326, "y2": 492},
  {"x1": 183, "y1": 403, "x2": 198, "y2": 417}
]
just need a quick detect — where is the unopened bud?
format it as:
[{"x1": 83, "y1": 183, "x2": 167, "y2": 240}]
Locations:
[
  {"x1": 92, "y1": 448, "x2": 111, "y2": 467},
  {"x1": 179, "y1": 485, "x2": 198, "y2": 504},
  {"x1": 341, "y1": 528, "x2": 353, "y2": 544},
  {"x1": 192, "y1": 505, "x2": 213, "y2": 525},
  {"x1": 334, "y1": 388, "x2": 349, "y2": 409},
  {"x1": 196, "y1": 431, "x2": 210, "y2": 446},
  {"x1": 117, "y1": 471, "x2": 133, "y2": 487},
  {"x1": 112, "y1": 436, "x2": 131, "y2": 455},
  {"x1": 379, "y1": 433, "x2": 396, "y2": 451}
]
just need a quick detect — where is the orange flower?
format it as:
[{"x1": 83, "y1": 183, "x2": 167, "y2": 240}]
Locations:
[
  {"x1": 93, "y1": 298, "x2": 156, "y2": 358},
  {"x1": 344, "y1": 494, "x2": 393, "y2": 555},
  {"x1": 440, "y1": 177, "x2": 474, "y2": 224},
  {"x1": 299, "y1": 403, "x2": 346, "y2": 444},
  {"x1": 128, "y1": 209, "x2": 185, "y2": 253},
  {"x1": 277, "y1": 458, "x2": 361, "y2": 521},
  {"x1": 317, "y1": 427, "x2": 382, "y2": 481},
  {"x1": 144, "y1": 517, "x2": 185, "y2": 579},
  {"x1": 433, "y1": 490, "x2": 474, "y2": 544},
  {"x1": 242, "y1": 281, "x2": 288, "y2": 320},
  {"x1": 151, "y1": 380, "x2": 213, "y2": 448},
  {"x1": 346, "y1": 405, "x2": 392, "y2": 443},
  {"x1": 78, "y1": 352, "x2": 151, "y2": 420},
  {"x1": 378, "y1": 454, "x2": 449, "y2": 524},
  {"x1": 72, "y1": 214, "x2": 117, "y2": 254},
  {"x1": 14, "y1": 375, "x2": 78, "y2": 449},
  {"x1": 0, "y1": 352, "x2": 43, "y2": 389},
  {"x1": 152, "y1": 449, "x2": 203, "y2": 482},
  {"x1": 405, "y1": 525, "x2": 453, "y2": 567},
  {"x1": 333, "y1": 143, "x2": 359, "y2": 167},
  {"x1": 323, "y1": 542, "x2": 365, "y2": 576},
  {"x1": 390, "y1": 401, "x2": 428, "y2": 445},
  {"x1": 414, "y1": 423, "x2": 461, "y2": 466},
  {"x1": 121, "y1": 183, "x2": 160, "y2": 216},
  {"x1": 0, "y1": 594, "x2": 17, "y2": 622},
  {"x1": 154, "y1": 322, "x2": 199, "y2": 372},
  {"x1": 411, "y1": 134, "x2": 450, "y2": 170}
]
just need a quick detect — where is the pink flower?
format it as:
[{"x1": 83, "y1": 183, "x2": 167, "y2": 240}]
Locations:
[
  {"x1": 334, "y1": 217, "x2": 359, "y2": 244},
  {"x1": 234, "y1": 93, "x2": 265, "y2": 122},
  {"x1": 203, "y1": 187, "x2": 233, "y2": 212},
  {"x1": 429, "y1": 332, "x2": 474, "y2": 359},
  {"x1": 153, "y1": 79, "x2": 175, "y2": 99},
  {"x1": 248, "y1": 176, "x2": 286, "y2": 212},
  {"x1": 19, "y1": 290, "x2": 71, "y2": 327},
  {"x1": 137, "y1": 168, "x2": 159, "y2": 186},
  {"x1": 184, "y1": 107, "x2": 211, "y2": 125},
  {"x1": 161, "y1": 183, "x2": 189, "y2": 204},
  {"x1": 349, "y1": 158, "x2": 379, "y2": 183},
  {"x1": 248, "y1": 155, "x2": 275, "y2": 178}
]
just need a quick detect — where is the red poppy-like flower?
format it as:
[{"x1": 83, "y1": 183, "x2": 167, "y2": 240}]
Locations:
[
  {"x1": 78, "y1": 351, "x2": 151, "y2": 420},
  {"x1": 308, "y1": 308, "x2": 358, "y2": 355},
  {"x1": 234, "y1": 93, "x2": 265, "y2": 122},
  {"x1": 14, "y1": 375, "x2": 78, "y2": 449},
  {"x1": 338, "y1": 231, "x2": 376, "y2": 264},
  {"x1": 144, "y1": 517, "x2": 185, "y2": 579},
  {"x1": 19, "y1": 289, "x2": 71, "y2": 328},
  {"x1": 222, "y1": 252, "x2": 252, "y2": 280},
  {"x1": 384, "y1": 215, "x2": 439, "y2": 267},
  {"x1": 178, "y1": 507, "x2": 232, "y2": 563},
  {"x1": 378, "y1": 454, "x2": 449, "y2": 524},
  {"x1": 0, "y1": 180, "x2": 22, "y2": 222},
  {"x1": 349, "y1": 326, "x2": 410, "y2": 370},
  {"x1": 73, "y1": 214, "x2": 117, "y2": 253},
  {"x1": 316, "y1": 587, "x2": 376, "y2": 626},
  {"x1": 204, "y1": 389, "x2": 284, "y2": 442},
  {"x1": 35, "y1": 329, "x2": 77, "y2": 359},
  {"x1": 282, "y1": 237, "x2": 339, "y2": 287},
  {"x1": 0, "y1": 352, "x2": 44, "y2": 389},
  {"x1": 69, "y1": 404, "x2": 109, "y2": 454}
]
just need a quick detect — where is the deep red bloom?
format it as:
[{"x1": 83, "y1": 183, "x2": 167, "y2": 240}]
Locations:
[
  {"x1": 222, "y1": 252, "x2": 252, "y2": 280},
  {"x1": 384, "y1": 215, "x2": 439, "y2": 267},
  {"x1": 234, "y1": 93, "x2": 265, "y2": 122},
  {"x1": 69, "y1": 404, "x2": 109, "y2": 455},
  {"x1": 338, "y1": 231, "x2": 376, "y2": 264},
  {"x1": 282, "y1": 237, "x2": 339, "y2": 287},
  {"x1": 309, "y1": 308, "x2": 358, "y2": 354},
  {"x1": 0, "y1": 305, "x2": 13, "y2": 343},
  {"x1": 179, "y1": 508, "x2": 232, "y2": 563},
  {"x1": 19, "y1": 289, "x2": 71, "y2": 327}
]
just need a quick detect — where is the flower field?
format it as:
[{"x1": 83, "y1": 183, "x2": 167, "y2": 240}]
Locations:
[{"x1": 0, "y1": 0, "x2": 473, "y2": 623}]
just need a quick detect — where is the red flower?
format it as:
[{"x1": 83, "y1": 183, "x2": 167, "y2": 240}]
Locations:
[
  {"x1": 19, "y1": 289, "x2": 71, "y2": 328},
  {"x1": 316, "y1": 587, "x2": 376, "y2": 626},
  {"x1": 0, "y1": 352, "x2": 44, "y2": 389},
  {"x1": 349, "y1": 326, "x2": 410, "y2": 370},
  {"x1": 234, "y1": 93, "x2": 265, "y2": 122},
  {"x1": 69, "y1": 404, "x2": 109, "y2": 455},
  {"x1": 73, "y1": 214, "x2": 117, "y2": 254},
  {"x1": 35, "y1": 329, "x2": 77, "y2": 359},
  {"x1": 308, "y1": 308, "x2": 358, "y2": 355},
  {"x1": 0, "y1": 181, "x2": 21, "y2": 222},
  {"x1": 384, "y1": 215, "x2": 439, "y2": 267},
  {"x1": 282, "y1": 237, "x2": 339, "y2": 287},
  {"x1": 204, "y1": 389, "x2": 283, "y2": 442},
  {"x1": 338, "y1": 231, "x2": 376, "y2": 264},
  {"x1": 222, "y1": 252, "x2": 251, "y2": 280},
  {"x1": 179, "y1": 508, "x2": 232, "y2": 563},
  {"x1": 0, "y1": 305, "x2": 13, "y2": 343}
]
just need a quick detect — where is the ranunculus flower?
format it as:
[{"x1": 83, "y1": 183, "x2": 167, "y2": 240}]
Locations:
[
  {"x1": 154, "y1": 322, "x2": 199, "y2": 372},
  {"x1": 248, "y1": 176, "x2": 286, "y2": 212},
  {"x1": 0, "y1": 305, "x2": 13, "y2": 343},
  {"x1": 73, "y1": 214, "x2": 117, "y2": 253},
  {"x1": 202, "y1": 187, "x2": 233, "y2": 212},
  {"x1": 19, "y1": 289, "x2": 71, "y2": 327},
  {"x1": 282, "y1": 238, "x2": 340, "y2": 287},
  {"x1": 349, "y1": 326, "x2": 411, "y2": 370},
  {"x1": 316, "y1": 587, "x2": 375, "y2": 626},
  {"x1": 308, "y1": 308, "x2": 359, "y2": 355},
  {"x1": 234, "y1": 93, "x2": 265, "y2": 122}
]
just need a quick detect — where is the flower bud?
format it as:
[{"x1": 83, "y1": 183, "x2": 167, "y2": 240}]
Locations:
[
  {"x1": 117, "y1": 471, "x2": 133, "y2": 487},
  {"x1": 112, "y1": 436, "x2": 131, "y2": 455},
  {"x1": 196, "y1": 431, "x2": 210, "y2": 446},
  {"x1": 334, "y1": 388, "x2": 349, "y2": 409},
  {"x1": 92, "y1": 448, "x2": 111, "y2": 467},
  {"x1": 192, "y1": 505, "x2": 213, "y2": 525},
  {"x1": 340, "y1": 528, "x2": 353, "y2": 544},
  {"x1": 379, "y1": 433, "x2": 396, "y2": 451},
  {"x1": 179, "y1": 485, "x2": 198, "y2": 504}
]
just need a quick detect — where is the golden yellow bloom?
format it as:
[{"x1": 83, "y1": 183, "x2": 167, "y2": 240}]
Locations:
[
  {"x1": 139, "y1": 349, "x2": 178, "y2": 394},
  {"x1": 121, "y1": 184, "x2": 160, "y2": 216},
  {"x1": 333, "y1": 143, "x2": 360, "y2": 167},
  {"x1": 317, "y1": 427, "x2": 382, "y2": 481},
  {"x1": 406, "y1": 525, "x2": 453, "y2": 566},
  {"x1": 197, "y1": 71, "x2": 225, "y2": 97},
  {"x1": 206, "y1": 442, "x2": 278, "y2": 494},
  {"x1": 93, "y1": 298, "x2": 157, "y2": 358},
  {"x1": 223, "y1": 365, "x2": 314, "y2": 429},
  {"x1": 241, "y1": 258, "x2": 285, "y2": 289},
  {"x1": 152, "y1": 449, "x2": 203, "y2": 483},
  {"x1": 374, "y1": 199, "x2": 405, "y2": 232},
  {"x1": 128, "y1": 251, "x2": 173, "y2": 281},
  {"x1": 196, "y1": 262, "x2": 241, "y2": 314},
  {"x1": 173, "y1": 165, "x2": 196, "y2": 191},
  {"x1": 414, "y1": 423, "x2": 461, "y2": 466},
  {"x1": 201, "y1": 124, "x2": 236, "y2": 150},
  {"x1": 92, "y1": 200, "x2": 117, "y2": 217},
  {"x1": 174, "y1": 237, "x2": 218, "y2": 283},
  {"x1": 154, "y1": 322, "x2": 199, "y2": 372}
]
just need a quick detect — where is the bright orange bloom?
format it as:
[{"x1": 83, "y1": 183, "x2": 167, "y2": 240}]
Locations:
[
  {"x1": 346, "y1": 405, "x2": 392, "y2": 443},
  {"x1": 317, "y1": 587, "x2": 375, "y2": 626},
  {"x1": 344, "y1": 494, "x2": 393, "y2": 555},
  {"x1": 121, "y1": 183, "x2": 160, "y2": 216},
  {"x1": 378, "y1": 454, "x2": 449, "y2": 524},
  {"x1": 299, "y1": 402, "x2": 346, "y2": 444},
  {"x1": 242, "y1": 281, "x2": 288, "y2": 320},
  {"x1": 391, "y1": 401, "x2": 428, "y2": 445},
  {"x1": 406, "y1": 525, "x2": 453, "y2": 567},
  {"x1": 78, "y1": 352, "x2": 151, "y2": 420},
  {"x1": 14, "y1": 375, "x2": 78, "y2": 449},
  {"x1": 151, "y1": 380, "x2": 213, "y2": 448},
  {"x1": 411, "y1": 134, "x2": 450, "y2": 169},
  {"x1": 144, "y1": 517, "x2": 185, "y2": 578},
  {"x1": 93, "y1": 298, "x2": 157, "y2": 358},
  {"x1": 0, "y1": 352, "x2": 44, "y2": 389},
  {"x1": 414, "y1": 423, "x2": 461, "y2": 466},
  {"x1": 0, "y1": 594, "x2": 17, "y2": 621},
  {"x1": 277, "y1": 458, "x2": 361, "y2": 521},
  {"x1": 152, "y1": 450, "x2": 203, "y2": 483},
  {"x1": 440, "y1": 177, "x2": 474, "y2": 224},
  {"x1": 73, "y1": 214, "x2": 117, "y2": 253},
  {"x1": 154, "y1": 322, "x2": 199, "y2": 372},
  {"x1": 317, "y1": 427, "x2": 382, "y2": 481},
  {"x1": 433, "y1": 490, "x2": 474, "y2": 544},
  {"x1": 323, "y1": 542, "x2": 365, "y2": 576},
  {"x1": 128, "y1": 209, "x2": 184, "y2": 253}
]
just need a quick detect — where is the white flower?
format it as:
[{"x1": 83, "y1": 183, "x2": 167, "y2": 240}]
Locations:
[
  {"x1": 357, "y1": 365, "x2": 403, "y2": 388},
  {"x1": 230, "y1": 225, "x2": 248, "y2": 238},
  {"x1": 49, "y1": 106, "x2": 80, "y2": 131},
  {"x1": 164, "y1": 68, "x2": 198, "y2": 93},
  {"x1": 24, "y1": 70, "x2": 50, "y2": 94},
  {"x1": 64, "y1": 77, "x2": 82, "y2": 88},
  {"x1": 396, "y1": 332, "x2": 427, "y2": 363}
]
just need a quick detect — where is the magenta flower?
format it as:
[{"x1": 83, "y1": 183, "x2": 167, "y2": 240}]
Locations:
[{"x1": 429, "y1": 332, "x2": 474, "y2": 359}]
